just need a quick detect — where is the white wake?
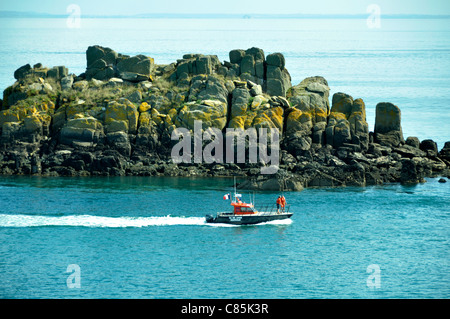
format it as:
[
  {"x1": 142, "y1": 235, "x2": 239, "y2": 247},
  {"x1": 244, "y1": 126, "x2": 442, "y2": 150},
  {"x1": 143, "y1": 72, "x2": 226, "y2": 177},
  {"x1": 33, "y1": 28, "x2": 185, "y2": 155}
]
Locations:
[
  {"x1": 0, "y1": 214, "x2": 206, "y2": 228},
  {"x1": 0, "y1": 214, "x2": 292, "y2": 228}
]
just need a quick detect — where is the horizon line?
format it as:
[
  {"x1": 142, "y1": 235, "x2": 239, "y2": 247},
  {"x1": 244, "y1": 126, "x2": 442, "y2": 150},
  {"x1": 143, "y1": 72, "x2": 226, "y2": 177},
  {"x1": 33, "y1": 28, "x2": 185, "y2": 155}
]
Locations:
[{"x1": 1, "y1": 10, "x2": 450, "y2": 19}]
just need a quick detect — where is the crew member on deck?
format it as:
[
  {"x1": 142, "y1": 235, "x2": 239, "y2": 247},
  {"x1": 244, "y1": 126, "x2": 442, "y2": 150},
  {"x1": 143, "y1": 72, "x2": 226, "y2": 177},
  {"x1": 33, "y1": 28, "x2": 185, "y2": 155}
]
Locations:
[
  {"x1": 281, "y1": 195, "x2": 286, "y2": 213},
  {"x1": 276, "y1": 196, "x2": 282, "y2": 214}
]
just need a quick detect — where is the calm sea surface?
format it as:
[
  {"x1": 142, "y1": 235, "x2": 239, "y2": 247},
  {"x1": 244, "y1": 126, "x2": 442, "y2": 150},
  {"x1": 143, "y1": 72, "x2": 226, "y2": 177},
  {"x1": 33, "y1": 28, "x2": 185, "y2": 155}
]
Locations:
[
  {"x1": 0, "y1": 176, "x2": 449, "y2": 298},
  {"x1": 0, "y1": 17, "x2": 449, "y2": 299}
]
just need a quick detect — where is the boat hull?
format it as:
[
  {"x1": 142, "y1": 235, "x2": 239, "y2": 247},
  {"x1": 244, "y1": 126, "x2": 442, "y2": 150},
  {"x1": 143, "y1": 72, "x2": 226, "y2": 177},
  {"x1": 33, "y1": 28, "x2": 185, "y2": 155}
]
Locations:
[{"x1": 205, "y1": 213, "x2": 293, "y2": 225}]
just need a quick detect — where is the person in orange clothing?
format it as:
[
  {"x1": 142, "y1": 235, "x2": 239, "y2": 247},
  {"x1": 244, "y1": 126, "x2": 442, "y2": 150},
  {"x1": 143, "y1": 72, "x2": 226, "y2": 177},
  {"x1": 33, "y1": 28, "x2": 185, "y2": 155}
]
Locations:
[
  {"x1": 281, "y1": 195, "x2": 286, "y2": 213},
  {"x1": 276, "y1": 196, "x2": 282, "y2": 214}
]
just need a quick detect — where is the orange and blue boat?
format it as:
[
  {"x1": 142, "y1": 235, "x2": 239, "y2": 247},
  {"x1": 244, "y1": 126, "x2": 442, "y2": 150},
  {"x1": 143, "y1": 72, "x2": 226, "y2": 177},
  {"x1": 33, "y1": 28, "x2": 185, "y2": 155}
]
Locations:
[{"x1": 205, "y1": 181, "x2": 293, "y2": 225}]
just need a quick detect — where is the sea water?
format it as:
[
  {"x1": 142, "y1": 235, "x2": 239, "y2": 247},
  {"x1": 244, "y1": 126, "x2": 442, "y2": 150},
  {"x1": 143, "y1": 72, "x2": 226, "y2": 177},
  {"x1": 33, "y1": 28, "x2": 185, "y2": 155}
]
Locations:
[
  {"x1": 0, "y1": 176, "x2": 449, "y2": 298},
  {"x1": 0, "y1": 17, "x2": 449, "y2": 299}
]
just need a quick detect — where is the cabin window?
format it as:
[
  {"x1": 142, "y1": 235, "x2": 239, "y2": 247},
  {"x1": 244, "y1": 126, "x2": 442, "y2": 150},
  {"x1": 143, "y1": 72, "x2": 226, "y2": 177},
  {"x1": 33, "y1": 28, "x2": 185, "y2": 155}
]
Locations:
[{"x1": 235, "y1": 207, "x2": 241, "y2": 212}]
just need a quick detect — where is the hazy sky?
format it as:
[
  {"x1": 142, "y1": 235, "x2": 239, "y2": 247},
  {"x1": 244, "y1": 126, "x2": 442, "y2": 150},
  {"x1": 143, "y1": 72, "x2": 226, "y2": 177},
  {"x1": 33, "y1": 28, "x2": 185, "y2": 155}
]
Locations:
[{"x1": 1, "y1": 0, "x2": 450, "y2": 15}]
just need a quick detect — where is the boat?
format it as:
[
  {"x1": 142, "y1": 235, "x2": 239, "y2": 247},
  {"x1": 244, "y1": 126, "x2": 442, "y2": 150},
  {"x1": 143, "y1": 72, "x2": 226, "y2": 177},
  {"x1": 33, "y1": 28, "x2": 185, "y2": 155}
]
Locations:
[{"x1": 205, "y1": 180, "x2": 293, "y2": 225}]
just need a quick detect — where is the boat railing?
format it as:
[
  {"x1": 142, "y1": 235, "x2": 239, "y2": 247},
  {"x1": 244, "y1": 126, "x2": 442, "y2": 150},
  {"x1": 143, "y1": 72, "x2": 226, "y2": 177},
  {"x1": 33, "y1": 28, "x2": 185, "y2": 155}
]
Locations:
[{"x1": 254, "y1": 203, "x2": 290, "y2": 215}]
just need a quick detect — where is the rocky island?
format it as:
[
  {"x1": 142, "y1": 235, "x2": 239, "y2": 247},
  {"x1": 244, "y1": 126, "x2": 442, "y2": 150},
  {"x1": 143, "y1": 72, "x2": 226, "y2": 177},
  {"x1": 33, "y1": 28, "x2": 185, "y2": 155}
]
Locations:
[{"x1": 1, "y1": 45, "x2": 449, "y2": 190}]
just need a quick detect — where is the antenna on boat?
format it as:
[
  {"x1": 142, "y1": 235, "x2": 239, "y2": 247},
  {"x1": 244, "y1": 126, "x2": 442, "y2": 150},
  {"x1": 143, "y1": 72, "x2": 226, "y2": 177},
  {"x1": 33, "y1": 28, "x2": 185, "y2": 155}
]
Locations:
[{"x1": 233, "y1": 176, "x2": 237, "y2": 203}]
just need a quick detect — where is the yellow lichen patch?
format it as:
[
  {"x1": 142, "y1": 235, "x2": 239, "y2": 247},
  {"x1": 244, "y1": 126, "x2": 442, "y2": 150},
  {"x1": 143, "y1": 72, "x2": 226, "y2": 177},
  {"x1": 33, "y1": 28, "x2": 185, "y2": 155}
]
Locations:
[
  {"x1": 167, "y1": 108, "x2": 178, "y2": 120},
  {"x1": 329, "y1": 112, "x2": 347, "y2": 121},
  {"x1": 351, "y1": 99, "x2": 366, "y2": 121},
  {"x1": 228, "y1": 116, "x2": 246, "y2": 130},
  {"x1": 244, "y1": 113, "x2": 257, "y2": 129},
  {"x1": 176, "y1": 100, "x2": 227, "y2": 131},
  {"x1": 164, "y1": 114, "x2": 174, "y2": 127},
  {"x1": 105, "y1": 101, "x2": 128, "y2": 123},
  {"x1": 253, "y1": 107, "x2": 284, "y2": 132},
  {"x1": 139, "y1": 102, "x2": 151, "y2": 113},
  {"x1": 138, "y1": 112, "x2": 152, "y2": 128},
  {"x1": 315, "y1": 108, "x2": 328, "y2": 123},
  {"x1": 105, "y1": 99, "x2": 139, "y2": 134},
  {"x1": 299, "y1": 112, "x2": 312, "y2": 124},
  {"x1": 287, "y1": 108, "x2": 302, "y2": 123},
  {"x1": 36, "y1": 101, "x2": 55, "y2": 113},
  {"x1": 39, "y1": 114, "x2": 52, "y2": 128},
  {"x1": 269, "y1": 107, "x2": 284, "y2": 128}
]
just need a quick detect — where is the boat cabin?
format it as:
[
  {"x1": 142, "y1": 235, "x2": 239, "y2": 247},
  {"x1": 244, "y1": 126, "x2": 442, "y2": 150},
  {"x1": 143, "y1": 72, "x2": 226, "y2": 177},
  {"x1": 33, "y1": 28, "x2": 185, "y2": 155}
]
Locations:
[{"x1": 231, "y1": 201, "x2": 257, "y2": 215}]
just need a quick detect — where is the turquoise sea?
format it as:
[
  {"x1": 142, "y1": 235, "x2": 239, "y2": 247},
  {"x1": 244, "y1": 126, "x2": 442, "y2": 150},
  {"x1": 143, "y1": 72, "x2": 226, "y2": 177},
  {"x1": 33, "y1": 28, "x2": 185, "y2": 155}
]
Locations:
[
  {"x1": 0, "y1": 176, "x2": 449, "y2": 298},
  {"x1": 0, "y1": 17, "x2": 449, "y2": 299}
]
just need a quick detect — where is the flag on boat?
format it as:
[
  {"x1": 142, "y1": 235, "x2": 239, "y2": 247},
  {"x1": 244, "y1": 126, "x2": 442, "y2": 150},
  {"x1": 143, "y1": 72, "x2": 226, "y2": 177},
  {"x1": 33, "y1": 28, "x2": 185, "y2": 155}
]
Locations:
[{"x1": 223, "y1": 193, "x2": 230, "y2": 200}]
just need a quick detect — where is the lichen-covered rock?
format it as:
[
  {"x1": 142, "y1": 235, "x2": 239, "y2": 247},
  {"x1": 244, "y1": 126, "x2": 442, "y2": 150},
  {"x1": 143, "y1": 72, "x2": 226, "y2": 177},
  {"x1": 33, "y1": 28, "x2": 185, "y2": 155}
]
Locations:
[
  {"x1": 284, "y1": 76, "x2": 330, "y2": 154},
  {"x1": 59, "y1": 116, "x2": 104, "y2": 147},
  {"x1": 0, "y1": 96, "x2": 55, "y2": 143},
  {"x1": 0, "y1": 45, "x2": 447, "y2": 185},
  {"x1": 178, "y1": 99, "x2": 227, "y2": 131},
  {"x1": 374, "y1": 102, "x2": 404, "y2": 147},
  {"x1": 228, "y1": 86, "x2": 251, "y2": 129},
  {"x1": 105, "y1": 98, "x2": 139, "y2": 134},
  {"x1": 116, "y1": 55, "x2": 154, "y2": 82},
  {"x1": 173, "y1": 54, "x2": 221, "y2": 82},
  {"x1": 228, "y1": 84, "x2": 283, "y2": 134},
  {"x1": 287, "y1": 76, "x2": 330, "y2": 129},
  {"x1": 326, "y1": 93, "x2": 369, "y2": 150}
]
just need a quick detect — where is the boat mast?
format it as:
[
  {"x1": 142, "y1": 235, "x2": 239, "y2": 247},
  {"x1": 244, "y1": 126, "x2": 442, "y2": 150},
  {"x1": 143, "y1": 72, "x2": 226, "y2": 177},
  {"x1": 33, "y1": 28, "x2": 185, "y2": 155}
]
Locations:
[{"x1": 234, "y1": 176, "x2": 237, "y2": 203}]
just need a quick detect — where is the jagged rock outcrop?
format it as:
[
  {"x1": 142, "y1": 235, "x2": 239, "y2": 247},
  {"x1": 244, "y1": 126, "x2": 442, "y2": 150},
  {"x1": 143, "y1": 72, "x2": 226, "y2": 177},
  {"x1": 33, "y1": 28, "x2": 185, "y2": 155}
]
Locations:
[
  {"x1": 85, "y1": 45, "x2": 154, "y2": 82},
  {"x1": 0, "y1": 46, "x2": 448, "y2": 189},
  {"x1": 265, "y1": 52, "x2": 291, "y2": 97},
  {"x1": 172, "y1": 54, "x2": 221, "y2": 84},
  {"x1": 326, "y1": 93, "x2": 369, "y2": 151},
  {"x1": 284, "y1": 76, "x2": 330, "y2": 156},
  {"x1": 117, "y1": 55, "x2": 155, "y2": 82},
  {"x1": 59, "y1": 116, "x2": 104, "y2": 148}
]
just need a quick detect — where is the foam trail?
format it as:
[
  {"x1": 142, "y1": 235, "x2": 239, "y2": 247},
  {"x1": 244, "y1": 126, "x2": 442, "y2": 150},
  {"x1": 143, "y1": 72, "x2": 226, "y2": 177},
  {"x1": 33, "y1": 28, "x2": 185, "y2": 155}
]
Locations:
[
  {"x1": 0, "y1": 214, "x2": 207, "y2": 228},
  {"x1": 0, "y1": 214, "x2": 292, "y2": 228}
]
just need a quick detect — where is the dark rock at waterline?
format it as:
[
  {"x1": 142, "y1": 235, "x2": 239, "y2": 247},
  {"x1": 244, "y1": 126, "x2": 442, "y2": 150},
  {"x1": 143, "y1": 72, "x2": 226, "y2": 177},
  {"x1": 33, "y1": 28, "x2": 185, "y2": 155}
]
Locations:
[
  {"x1": 237, "y1": 170, "x2": 304, "y2": 192},
  {"x1": 400, "y1": 158, "x2": 424, "y2": 184},
  {"x1": 420, "y1": 139, "x2": 438, "y2": 157}
]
